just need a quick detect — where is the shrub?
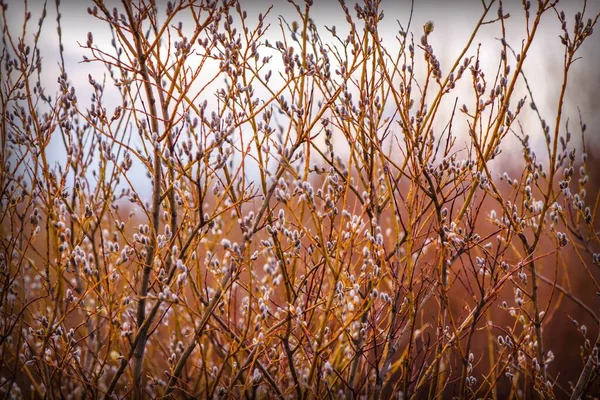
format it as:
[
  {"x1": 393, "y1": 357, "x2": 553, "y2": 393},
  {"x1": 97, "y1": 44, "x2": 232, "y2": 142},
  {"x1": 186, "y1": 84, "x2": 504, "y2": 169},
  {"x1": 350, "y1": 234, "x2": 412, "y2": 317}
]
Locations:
[{"x1": 1, "y1": 0, "x2": 599, "y2": 398}]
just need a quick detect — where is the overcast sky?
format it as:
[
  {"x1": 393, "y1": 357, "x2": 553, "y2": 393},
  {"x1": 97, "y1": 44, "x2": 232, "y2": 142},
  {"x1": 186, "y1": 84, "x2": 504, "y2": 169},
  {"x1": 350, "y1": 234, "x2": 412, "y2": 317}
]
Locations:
[{"x1": 5, "y1": 0, "x2": 599, "y2": 199}]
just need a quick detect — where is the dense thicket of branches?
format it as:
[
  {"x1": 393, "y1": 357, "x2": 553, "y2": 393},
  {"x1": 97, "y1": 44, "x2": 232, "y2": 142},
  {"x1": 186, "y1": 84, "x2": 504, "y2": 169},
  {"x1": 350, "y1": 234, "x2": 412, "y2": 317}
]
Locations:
[{"x1": 1, "y1": 0, "x2": 600, "y2": 398}]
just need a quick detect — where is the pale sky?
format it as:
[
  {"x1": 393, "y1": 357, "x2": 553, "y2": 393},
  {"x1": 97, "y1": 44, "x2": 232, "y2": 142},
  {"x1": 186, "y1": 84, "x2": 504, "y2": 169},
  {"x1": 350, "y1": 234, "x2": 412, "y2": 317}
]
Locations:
[{"x1": 5, "y1": 0, "x2": 599, "y2": 199}]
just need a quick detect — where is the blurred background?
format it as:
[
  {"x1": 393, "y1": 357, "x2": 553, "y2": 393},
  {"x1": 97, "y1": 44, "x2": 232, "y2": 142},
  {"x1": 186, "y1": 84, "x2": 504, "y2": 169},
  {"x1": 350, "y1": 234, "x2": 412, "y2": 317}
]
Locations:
[
  {"x1": 5, "y1": 0, "x2": 600, "y2": 200},
  {"x1": 4, "y1": 0, "x2": 600, "y2": 396}
]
